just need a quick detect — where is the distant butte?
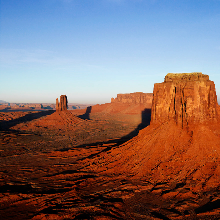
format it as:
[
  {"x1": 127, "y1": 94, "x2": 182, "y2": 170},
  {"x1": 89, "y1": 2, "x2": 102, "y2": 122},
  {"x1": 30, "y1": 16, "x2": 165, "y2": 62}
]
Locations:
[
  {"x1": 111, "y1": 92, "x2": 153, "y2": 105},
  {"x1": 56, "y1": 95, "x2": 68, "y2": 111},
  {"x1": 89, "y1": 92, "x2": 153, "y2": 115}
]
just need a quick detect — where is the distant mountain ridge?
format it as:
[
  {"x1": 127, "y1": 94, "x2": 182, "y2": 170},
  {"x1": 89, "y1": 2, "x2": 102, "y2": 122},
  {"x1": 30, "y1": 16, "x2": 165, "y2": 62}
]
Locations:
[{"x1": 0, "y1": 100, "x2": 8, "y2": 103}]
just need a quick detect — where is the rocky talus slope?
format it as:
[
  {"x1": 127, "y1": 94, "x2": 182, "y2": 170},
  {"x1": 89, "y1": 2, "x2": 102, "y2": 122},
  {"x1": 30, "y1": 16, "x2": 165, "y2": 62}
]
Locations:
[{"x1": 83, "y1": 73, "x2": 220, "y2": 218}]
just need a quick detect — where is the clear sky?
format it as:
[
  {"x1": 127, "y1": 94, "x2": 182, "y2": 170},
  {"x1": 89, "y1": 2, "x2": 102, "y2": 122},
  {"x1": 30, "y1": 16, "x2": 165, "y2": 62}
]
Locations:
[{"x1": 1, "y1": 0, "x2": 220, "y2": 104}]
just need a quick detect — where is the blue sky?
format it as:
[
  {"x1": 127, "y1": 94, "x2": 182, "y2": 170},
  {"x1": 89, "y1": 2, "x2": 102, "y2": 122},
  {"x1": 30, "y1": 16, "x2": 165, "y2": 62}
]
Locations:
[{"x1": 1, "y1": 0, "x2": 220, "y2": 104}]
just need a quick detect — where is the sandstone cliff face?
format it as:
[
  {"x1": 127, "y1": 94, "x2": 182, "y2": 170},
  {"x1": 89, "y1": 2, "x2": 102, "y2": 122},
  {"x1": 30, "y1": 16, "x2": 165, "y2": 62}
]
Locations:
[
  {"x1": 151, "y1": 72, "x2": 218, "y2": 126},
  {"x1": 88, "y1": 73, "x2": 220, "y2": 194},
  {"x1": 111, "y1": 92, "x2": 153, "y2": 105},
  {"x1": 56, "y1": 95, "x2": 68, "y2": 111}
]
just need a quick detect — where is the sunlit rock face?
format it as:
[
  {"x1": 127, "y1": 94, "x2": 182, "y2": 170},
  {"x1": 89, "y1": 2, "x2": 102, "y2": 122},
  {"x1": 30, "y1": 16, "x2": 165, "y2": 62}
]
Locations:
[
  {"x1": 56, "y1": 95, "x2": 68, "y2": 111},
  {"x1": 151, "y1": 72, "x2": 219, "y2": 126},
  {"x1": 111, "y1": 92, "x2": 153, "y2": 105}
]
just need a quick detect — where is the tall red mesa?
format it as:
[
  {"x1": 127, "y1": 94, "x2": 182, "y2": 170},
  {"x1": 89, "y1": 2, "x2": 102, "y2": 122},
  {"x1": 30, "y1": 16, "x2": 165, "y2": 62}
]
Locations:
[{"x1": 151, "y1": 72, "x2": 219, "y2": 127}]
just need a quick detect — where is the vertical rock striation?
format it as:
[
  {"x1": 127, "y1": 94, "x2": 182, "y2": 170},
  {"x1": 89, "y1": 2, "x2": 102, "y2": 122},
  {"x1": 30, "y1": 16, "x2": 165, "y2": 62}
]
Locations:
[
  {"x1": 151, "y1": 72, "x2": 218, "y2": 126},
  {"x1": 56, "y1": 95, "x2": 68, "y2": 111}
]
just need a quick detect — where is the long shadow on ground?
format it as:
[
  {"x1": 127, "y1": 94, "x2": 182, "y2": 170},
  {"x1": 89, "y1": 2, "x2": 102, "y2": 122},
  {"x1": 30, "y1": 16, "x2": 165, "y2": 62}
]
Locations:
[
  {"x1": 57, "y1": 108, "x2": 151, "y2": 157},
  {"x1": 77, "y1": 106, "x2": 92, "y2": 120},
  {"x1": 0, "y1": 110, "x2": 55, "y2": 131}
]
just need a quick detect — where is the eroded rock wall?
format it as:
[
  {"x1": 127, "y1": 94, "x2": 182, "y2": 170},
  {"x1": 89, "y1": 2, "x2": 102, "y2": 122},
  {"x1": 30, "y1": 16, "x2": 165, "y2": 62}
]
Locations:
[
  {"x1": 151, "y1": 72, "x2": 218, "y2": 126},
  {"x1": 111, "y1": 92, "x2": 153, "y2": 105},
  {"x1": 56, "y1": 95, "x2": 68, "y2": 111}
]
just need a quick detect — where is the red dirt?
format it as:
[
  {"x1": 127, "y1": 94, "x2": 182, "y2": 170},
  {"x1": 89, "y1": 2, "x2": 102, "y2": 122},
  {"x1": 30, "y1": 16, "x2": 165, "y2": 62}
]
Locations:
[{"x1": 1, "y1": 73, "x2": 220, "y2": 219}]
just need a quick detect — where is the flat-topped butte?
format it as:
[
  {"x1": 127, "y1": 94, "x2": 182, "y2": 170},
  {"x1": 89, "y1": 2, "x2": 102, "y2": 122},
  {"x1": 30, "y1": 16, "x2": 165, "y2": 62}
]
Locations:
[{"x1": 165, "y1": 72, "x2": 209, "y2": 82}]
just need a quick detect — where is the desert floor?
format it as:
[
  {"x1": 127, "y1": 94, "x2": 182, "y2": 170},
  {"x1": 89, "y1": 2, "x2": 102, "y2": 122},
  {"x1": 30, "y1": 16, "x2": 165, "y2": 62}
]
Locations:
[{"x1": 0, "y1": 109, "x2": 220, "y2": 219}]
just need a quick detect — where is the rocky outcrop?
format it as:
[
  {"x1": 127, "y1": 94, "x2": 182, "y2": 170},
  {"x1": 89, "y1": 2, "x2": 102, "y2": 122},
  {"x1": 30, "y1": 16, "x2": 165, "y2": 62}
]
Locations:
[
  {"x1": 89, "y1": 73, "x2": 220, "y2": 187},
  {"x1": 56, "y1": 95, "x2": 68, "y2": 111},
  {"x1": 151, "y1": 72, "x2": 219, "y2": 126},
  {"x1": 86, "y1": 92, "x2": 153, "y2": 115},
  {"x1": 111, "y1": 92, "x2": 153, "y2": 105}
]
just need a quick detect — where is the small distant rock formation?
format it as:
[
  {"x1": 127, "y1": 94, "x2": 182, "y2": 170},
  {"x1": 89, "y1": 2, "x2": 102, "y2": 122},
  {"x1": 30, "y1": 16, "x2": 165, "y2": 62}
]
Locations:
[
  {"x1": 111, "y1": 92, "x2": 153, "y2": 105},
  {"x1": 151, "y1": 72, "x2": 219, "y2": 126},
  {"x1": 20, "y1": 104, "x2": 43, "y2": 109},
  {"x1": 56, "y1": 95, "x2": 68, "y2": 111}
]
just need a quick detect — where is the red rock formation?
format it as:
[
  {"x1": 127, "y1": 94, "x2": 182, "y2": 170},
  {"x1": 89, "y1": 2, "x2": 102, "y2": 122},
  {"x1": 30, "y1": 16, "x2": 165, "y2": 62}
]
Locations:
[
  {"x1": 56, "y1": 95, "x2": 68, "y2": 111},
  {"x1": 111, "y1": 92, "x2": 153, "y2": 105},
  {"x1": 90, "y1": 73, "x2": 220, "y2": 191},
  {"x1": 86, "y1": 92, "x2": 153, "y2": 115},
  {"x1": 13, "y1": 110, "x2": 84, "y2": 133},
  {"x1": 1, "y1": 74, "x2": 220, "y2": 219},
  {"x1": 151, "y1": 72, "x2": 219, "y2": 127}
]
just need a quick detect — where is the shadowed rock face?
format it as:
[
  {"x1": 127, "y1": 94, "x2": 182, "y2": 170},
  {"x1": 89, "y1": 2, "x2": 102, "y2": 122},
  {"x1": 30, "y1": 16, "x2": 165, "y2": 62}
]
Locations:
[
  {"x1": 56, "y1": 95, "x2": 68, "y2": 111},
  {"x1": 151, "y1": 72, "x2": 219, "y2": 126}
]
